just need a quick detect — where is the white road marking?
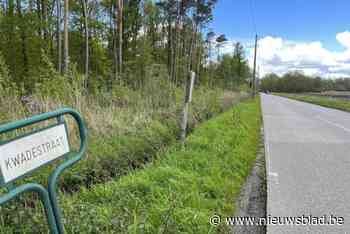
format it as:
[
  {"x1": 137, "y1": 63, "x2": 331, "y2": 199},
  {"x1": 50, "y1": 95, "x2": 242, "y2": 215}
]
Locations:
[
  {"x1": 269, "y1": 172, "x2": 279, "y2": 185},
  {"x1": 316, "y1": 116, "x2": 350, "y2": 134}
]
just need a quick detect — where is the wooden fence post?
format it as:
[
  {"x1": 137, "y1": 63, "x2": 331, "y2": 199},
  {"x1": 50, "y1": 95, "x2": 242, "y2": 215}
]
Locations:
[{"x1": 180, "y1": 71, "x2": 196, "y2": 143}]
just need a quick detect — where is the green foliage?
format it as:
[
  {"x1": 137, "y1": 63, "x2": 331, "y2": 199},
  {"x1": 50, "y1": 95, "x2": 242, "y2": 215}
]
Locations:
[
  {"x1": 0, "y1": 94, "x2": 253, "y2": 233},
  {"x1": 0, "y1": 1, "x2": 253, "y2": 232},
  {"x1": 0, "y1": 0, "x2": 238, "y2": 95},
  {"x1": 31, "y1": 51, "x2": 64, "y2": 95},
  {"x1": 0, "y1": 52, "x2": 15, "y2": 95},
  {"x1": 59, "y1": 118, "x2": 179, "y2": 191},
  {"x1": 260, "y1": 72, "x2": 350, "y2": 93},
  {"x1": 0, "y1": 52, "x2": 9, "y2": 86},
  {"x1": 60, "y1": 98, "x2": 261, "y2": 234},
  {"x1": 0, "y1": 98, "x2": 260, "y2": 233},
  {"x1": 191, "y1": 86, "x2": 222, "y2": 122},
  {"x1": 143, "y1": 64, "x2": 175, "y2": 108},
  {"x1": 0, "y1": 73, "x2": 247, "y2": 232},
  {"x1": 30, "y1": 57, "x2": 86, "y2": 103},
  {"x1": 214, "y1": 43, "x2": 251, "y2": 89}
]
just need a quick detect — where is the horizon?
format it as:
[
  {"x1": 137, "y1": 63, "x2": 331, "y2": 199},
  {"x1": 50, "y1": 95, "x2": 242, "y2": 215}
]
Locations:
[{"x1": 210, "y1": 0, "x2": 350, "y2": 79}]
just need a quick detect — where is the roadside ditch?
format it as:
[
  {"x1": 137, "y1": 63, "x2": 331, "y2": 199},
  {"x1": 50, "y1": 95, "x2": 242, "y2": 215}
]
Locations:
[{"x1": 232, "y1": 127, "x2": 267, "y2": 234}]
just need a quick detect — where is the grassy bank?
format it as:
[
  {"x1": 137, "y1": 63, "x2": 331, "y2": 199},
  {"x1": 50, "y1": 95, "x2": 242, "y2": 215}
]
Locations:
[
  {"x1": 276, "y1": 93, "x2": 350, "y2": 112},
  {"x1": 0, "y1": 86, "x2": 248, "y2": 233},
  {"x1": 1, "y1": 97, "x2": 261, "y2": 233},
  {"x1": 0, "y1": 86, "x2": 247, "y2": 192},
  {"x1": 62, "y1": 97, "x2": 261, "y2": 233}
]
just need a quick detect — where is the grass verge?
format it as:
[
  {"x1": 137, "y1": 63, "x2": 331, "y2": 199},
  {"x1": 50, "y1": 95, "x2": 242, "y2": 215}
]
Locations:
[
  {"x1": 59, "y1": 97, "x2": 261, "y2": 233},
  {"x1": 1, "y1": 90, "x2": 247, "y2": 194},
  {"x1": 276, "y1": 93, "x2": 350, "y2": 112},
  {"x1": 1, "y1": 97, "x2": 260, "y2": 233}
]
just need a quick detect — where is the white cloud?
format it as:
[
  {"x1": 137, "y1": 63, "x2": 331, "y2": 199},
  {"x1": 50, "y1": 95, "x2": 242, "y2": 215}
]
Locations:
[
  {"x1": 244, "y1": 32, "x2": 350, "y2": 78},
  {"x1": 336, "y1": 31, "x2": 350, "y2": 49}
]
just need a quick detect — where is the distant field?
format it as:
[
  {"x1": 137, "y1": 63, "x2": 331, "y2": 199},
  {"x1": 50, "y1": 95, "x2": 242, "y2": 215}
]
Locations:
[
  {"x1": 275, "y1": 93, "x2": 350, "y2": 113},
  {"x1": 307, "y1": 91, "x2": 350, "y2": 100}
]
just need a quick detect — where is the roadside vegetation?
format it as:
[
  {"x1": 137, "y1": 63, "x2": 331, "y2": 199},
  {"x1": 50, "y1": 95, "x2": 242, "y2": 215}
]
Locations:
[
  {"x1": 0, "y1": 58, "x2": 250, "y2": 231},
  {"x1": 260, "y1": 71, "x2": 350, "y2": 93},
  {"x1": 1, "y1": 98, "x2": 261, "y2": 233},
  {"x1": 0, "y1": 0, "x2": 259, "y2": 232},
  {"x1": 0, "y1": 0, "x2": 254, "y2": 192},
  {"x1": 276, "y1": 93, "x2": 350, "y2": 113},
  {"x1": 0, "y1": 60, "x2": 249, "y2": 192},
  {"x1": 260, "y1": 71, "x2": 350, "y2": 112}
]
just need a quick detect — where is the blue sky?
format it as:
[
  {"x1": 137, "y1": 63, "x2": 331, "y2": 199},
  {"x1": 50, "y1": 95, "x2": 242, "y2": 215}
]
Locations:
[
  {"x1": 210, "y1": 0, "x2": 350, "y2": 51},
  {"x1": 209, "y1": 0, "x2": 350, "y2": 77}
]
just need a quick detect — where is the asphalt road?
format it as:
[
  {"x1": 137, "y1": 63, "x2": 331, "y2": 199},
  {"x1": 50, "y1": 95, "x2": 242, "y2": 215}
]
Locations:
[{"x1": 261, "y1": 94, "x2": 350, "y2": 233}]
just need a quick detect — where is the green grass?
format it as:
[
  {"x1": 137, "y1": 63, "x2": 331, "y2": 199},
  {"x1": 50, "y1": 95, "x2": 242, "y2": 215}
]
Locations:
[
  {"x1": 276, "y1": 93, "x2": 350, "y2": 112},
  {"x1": 0, "y1": 97, "x2": 260, "y2": 233},
  {"x1": 58, "y1": 118, "x2": 179, "y2": 191},
  {"x1": 60, "y1": 97, "x2": 261, "y2": 233},
  {"x1": 0, "y1": 88, "x2": 241, "y2": 195}
]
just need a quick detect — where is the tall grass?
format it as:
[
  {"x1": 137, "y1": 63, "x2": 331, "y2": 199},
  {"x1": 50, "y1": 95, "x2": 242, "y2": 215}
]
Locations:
[
  {"x1": 0, "y1": 97, "x2": 261, "y2": 233},
  {"x1": 0, "y1": 71, "x2": 250, "y2": 231},
  {"x1": 0, "y1": 86, "x2": 247, "y2": 188}
]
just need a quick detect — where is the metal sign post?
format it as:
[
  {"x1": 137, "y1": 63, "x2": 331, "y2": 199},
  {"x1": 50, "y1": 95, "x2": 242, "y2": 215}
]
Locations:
[{"x1": 0, "y1": 108, "x2": 87, "y2": 234}]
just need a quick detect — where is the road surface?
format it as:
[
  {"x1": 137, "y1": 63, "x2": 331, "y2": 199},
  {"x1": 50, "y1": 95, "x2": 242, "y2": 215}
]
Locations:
[{"x1": 261, "y1": 94, "x2": 350, "y2": 233}]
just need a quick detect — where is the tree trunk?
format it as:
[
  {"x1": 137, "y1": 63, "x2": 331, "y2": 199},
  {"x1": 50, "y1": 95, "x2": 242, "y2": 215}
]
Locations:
[
  {"x1": 113, "y1": 2, "x2": 118, "y2": 80},
  {"x1": 188, "y1": 21, "x2": 198, "y2": 73},
  {"x1": 36, "y1": 0, "x2": 42, "y2": 37},
  {"x1": 81, "y1": 0, "x2": 89, "y2": 86},
  {"x1": 6, "y1": 0, "x2": 16, "y2": 76},
  {"x1": 108, "y1": 2, "x2": 115, "y2": 84},
  {"x1": 195, "y1": 27, "x2": 203, "y2": 79},
  {"x1": 42, "y1": 0, "x2": 48, "y2": 42},
  {"x1": 188, "y1": 0, "x2": 200, "y2": 77},
  {"x1": 29, "y1": 0, "x2": 34, "y2": 12},
  {"x1": 57, "y1": 0, "x2": 62, "y2": 73},
  {"x1": 207, "y1": 36, "x2": 213, "y2": 86},
  {"x1": 49, "y1": 0, "x2": 56, "y2": 60},
  {"x1": 117, "y1": 0, "x2": 123, "y2": 75},
  {"x1": 173, "y1": 3, "x2": 181, "y2": 85},
  {"x1": 16, "y1": 0, "x2": 28, "y2": 75},
  {"x1": 63, "y1": 0, "x2": 69, "y2": 74},
  {"x1": 167, "y1": 17, "x2": 172, "y2": 78},
  {"x1": 172, "y1": 9, "x2": 179, "y2": 85}
]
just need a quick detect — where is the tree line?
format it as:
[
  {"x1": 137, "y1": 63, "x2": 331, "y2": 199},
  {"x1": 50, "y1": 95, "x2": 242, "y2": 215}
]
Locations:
[
  {"x1": 260, "y1": 72, "x2": 350, "y2": 93},
  {"x1": 0, "y1": 0, "x2": 251, "y2": 95}
]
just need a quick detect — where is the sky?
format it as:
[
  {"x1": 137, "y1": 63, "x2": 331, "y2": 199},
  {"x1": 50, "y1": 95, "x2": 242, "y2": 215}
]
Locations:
[{"x1": 209, "y1": 0, "x2": 350, "y2": 78}]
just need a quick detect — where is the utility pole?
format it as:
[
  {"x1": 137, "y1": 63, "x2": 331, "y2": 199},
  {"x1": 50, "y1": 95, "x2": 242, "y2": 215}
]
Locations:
[
  {"x1": 257, "y1": 65, "x2": 260, "y2": 91},
  {"x1": 252, "y1": 34, "x2": 258, "y2": 97}
]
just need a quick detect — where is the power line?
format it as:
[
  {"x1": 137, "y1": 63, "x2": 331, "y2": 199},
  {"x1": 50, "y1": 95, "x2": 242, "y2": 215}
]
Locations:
[
  {"x1": 249, "y1": 0, "x2": 261, "y2": 89},
  {"x1": 249, "y1": 0, "x2": 259, "y2": 65}
]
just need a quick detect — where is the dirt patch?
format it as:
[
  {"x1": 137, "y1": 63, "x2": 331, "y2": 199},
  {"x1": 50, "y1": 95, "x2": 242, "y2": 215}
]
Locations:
[{"x1": 232, "y1": 128, "x2": 267, "y2": 234}]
